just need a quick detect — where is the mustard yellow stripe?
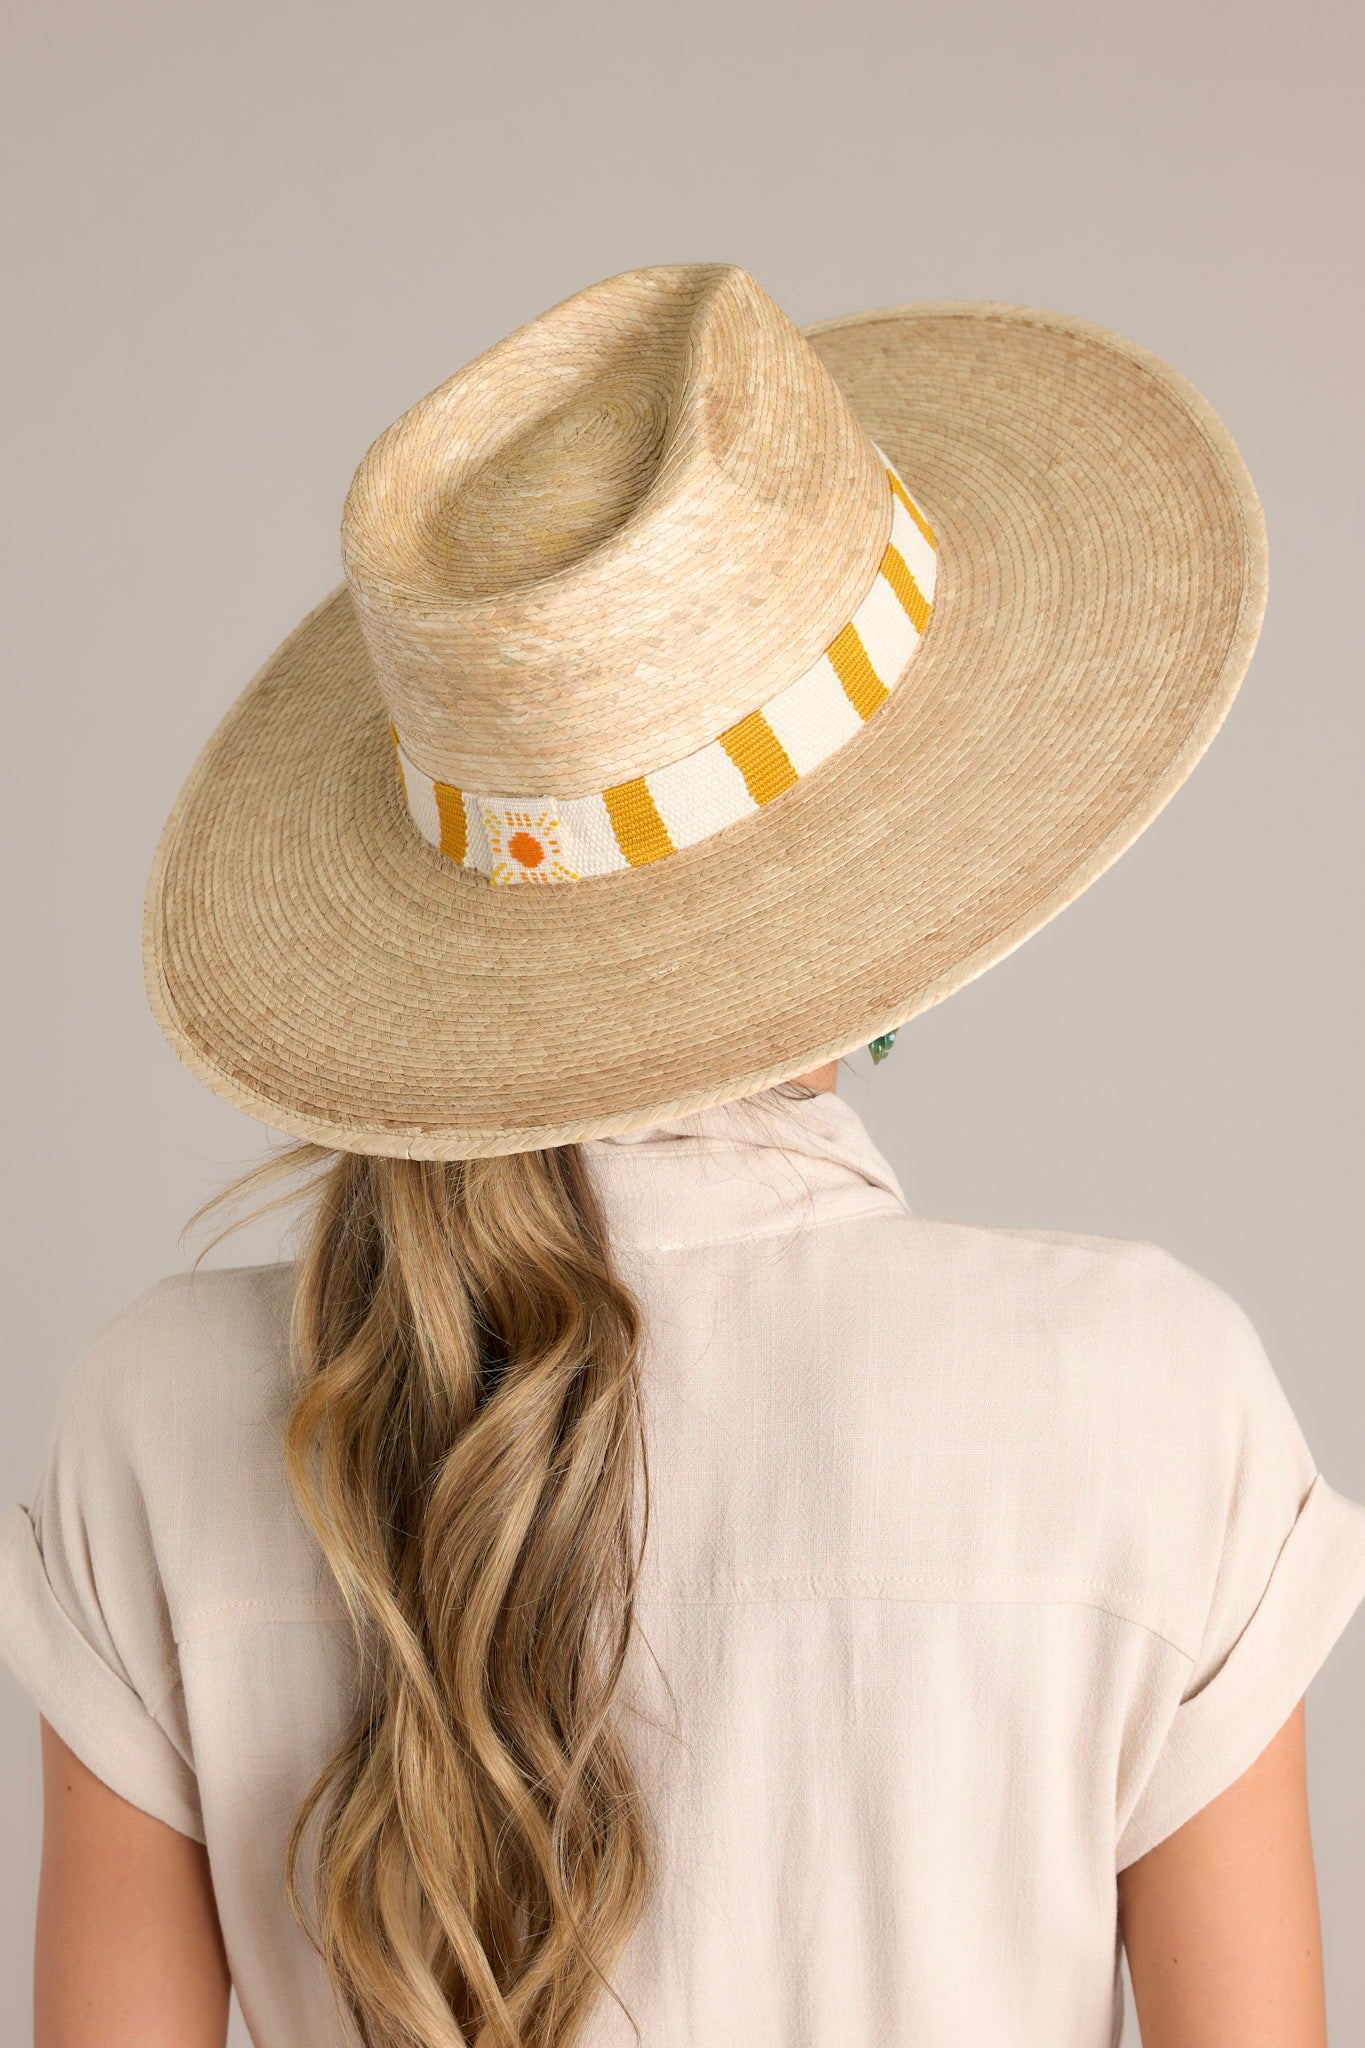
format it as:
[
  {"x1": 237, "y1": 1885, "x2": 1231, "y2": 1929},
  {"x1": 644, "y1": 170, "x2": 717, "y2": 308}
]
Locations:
[
  {"x1": 827, "y1": 620, "x2": 888, "y2": 720},
  {"x1": 718, "y1": 709, "x2": 797, "y2": 805},
  {"x1": 886, "y1": 467, "x2": 936, "y2": 550},
  {"x1": 603, "y1": 778, "x2": 675, "y2": 866},
  {"x1": 880, "y1": 541, "x2": 930, "y2": 634},
  {"x1": 434, "y1": 781, "x2": 467, "y2": 863}
]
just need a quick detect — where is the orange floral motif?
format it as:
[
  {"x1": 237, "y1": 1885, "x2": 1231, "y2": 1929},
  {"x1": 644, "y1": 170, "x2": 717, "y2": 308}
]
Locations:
[{"x1": 482, "y1": 804, "x2": 580, "y2": 885}]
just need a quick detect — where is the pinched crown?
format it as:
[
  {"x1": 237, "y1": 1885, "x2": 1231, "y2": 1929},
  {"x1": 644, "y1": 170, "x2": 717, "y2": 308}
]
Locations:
[{"x1": 341, "y1": 263, "x2": 896, "y2": 802}]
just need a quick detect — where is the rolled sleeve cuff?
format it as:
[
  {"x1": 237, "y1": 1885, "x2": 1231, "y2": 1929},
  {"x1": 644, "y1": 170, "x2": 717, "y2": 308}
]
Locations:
[
  {"x1": 1117, "y1": 1471, "x2": 1365, "y2": 1871},
  {"x1": 0, "y1": 1504, "x2": 203, "y2": 1842}
]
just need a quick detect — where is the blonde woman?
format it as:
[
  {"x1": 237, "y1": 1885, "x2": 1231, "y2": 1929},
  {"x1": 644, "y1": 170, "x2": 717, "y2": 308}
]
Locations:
[{"x1": 3, "y1": 265, "x2": 1364, "y2": 2048}]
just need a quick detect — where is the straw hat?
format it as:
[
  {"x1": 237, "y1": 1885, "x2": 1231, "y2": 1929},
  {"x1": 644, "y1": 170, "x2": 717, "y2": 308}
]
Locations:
[{"x1": 142, "y1": 262, "x2": 1267, "y2": 1159}]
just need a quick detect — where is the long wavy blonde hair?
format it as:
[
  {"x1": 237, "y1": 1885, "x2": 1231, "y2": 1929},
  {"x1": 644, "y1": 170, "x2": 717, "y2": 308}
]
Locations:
[{"x1": 185, "y1": 1080, "x2": 817, "y2": 2048}]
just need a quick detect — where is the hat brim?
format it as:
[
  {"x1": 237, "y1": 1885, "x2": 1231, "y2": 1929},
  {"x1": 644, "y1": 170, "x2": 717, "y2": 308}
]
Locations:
[{"x1": 143, "y1": 300, "x2": 1267, "y2": 1157}]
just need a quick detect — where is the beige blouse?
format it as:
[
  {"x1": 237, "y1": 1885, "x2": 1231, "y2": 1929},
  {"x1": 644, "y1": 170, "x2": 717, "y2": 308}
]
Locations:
[{"x1": 3, "y1": 1083, "x2": 1365, "y2": 2047}]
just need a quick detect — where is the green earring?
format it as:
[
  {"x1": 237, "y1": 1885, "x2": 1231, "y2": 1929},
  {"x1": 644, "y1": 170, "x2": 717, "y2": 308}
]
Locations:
[{"x1": 868, "y1": 1029, "x2": 898, "y2": 1064}]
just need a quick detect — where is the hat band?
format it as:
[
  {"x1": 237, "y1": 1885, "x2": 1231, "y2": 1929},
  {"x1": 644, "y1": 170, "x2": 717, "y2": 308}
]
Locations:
[{"x1": 388, "y1": 443, "x2": 937, "y2": 885}]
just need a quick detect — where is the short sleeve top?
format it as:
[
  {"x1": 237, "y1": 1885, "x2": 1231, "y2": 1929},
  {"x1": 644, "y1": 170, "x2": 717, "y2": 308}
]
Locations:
[{"x1": 3, "y1": 1084, "x2": 1364, "y2": 2048}]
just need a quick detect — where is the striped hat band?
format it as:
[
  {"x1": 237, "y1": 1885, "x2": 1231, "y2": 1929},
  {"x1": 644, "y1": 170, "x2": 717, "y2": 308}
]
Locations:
[{"x1": 388, "y1": 442, "x2": 937, "y2": 885}]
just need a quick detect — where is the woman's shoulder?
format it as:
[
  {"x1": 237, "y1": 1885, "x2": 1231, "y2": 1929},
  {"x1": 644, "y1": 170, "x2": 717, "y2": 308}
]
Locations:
[
  {"x1": 882, "y1": 1212, "x2": 1315, "y2": 1504},
  {"x1": 48, "y1": 1262, "x2": 298, "y2": 1499},
  {"x1": 899, "y1": 1208, "x2": 1270, "y2": 1379},
  {"x1": 887, "y1": 1218, "x2": 1356, "y2": 1704},
  {"x1": 21, "y1": 1262, "x2": 316, "y2": 1645}
]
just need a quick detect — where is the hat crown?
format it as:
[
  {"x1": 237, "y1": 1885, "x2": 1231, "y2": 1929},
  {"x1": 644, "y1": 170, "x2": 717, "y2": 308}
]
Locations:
[{"x1": 341, "y1": 263, "x2": 890, "y2": 798}]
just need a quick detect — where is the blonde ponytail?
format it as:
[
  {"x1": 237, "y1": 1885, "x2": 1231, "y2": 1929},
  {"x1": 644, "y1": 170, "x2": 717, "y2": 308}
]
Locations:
[
  {"x1": 190, "y1": 1137, "x2": 653, "y2": 2046},
  {"x1": 185, "y1": 1079, "x2": 820, "y2": 2045}
]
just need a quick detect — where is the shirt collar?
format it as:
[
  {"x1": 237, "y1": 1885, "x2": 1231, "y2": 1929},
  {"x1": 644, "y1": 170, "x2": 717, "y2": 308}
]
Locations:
[{"x1": 581, "y1": 1084, "x2": 911, "y2": 1250}]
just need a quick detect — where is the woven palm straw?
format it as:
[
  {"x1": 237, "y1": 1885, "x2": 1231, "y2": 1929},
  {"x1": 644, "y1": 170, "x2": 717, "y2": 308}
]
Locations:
[{"x1": 143, "y1": 263, "x2": 1268, "y2": 1158}]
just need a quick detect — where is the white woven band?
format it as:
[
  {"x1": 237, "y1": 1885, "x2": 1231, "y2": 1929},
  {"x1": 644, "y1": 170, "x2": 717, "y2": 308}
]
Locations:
[{"x1": 389, "y1": 442, "x2": 937, "y2": 884}]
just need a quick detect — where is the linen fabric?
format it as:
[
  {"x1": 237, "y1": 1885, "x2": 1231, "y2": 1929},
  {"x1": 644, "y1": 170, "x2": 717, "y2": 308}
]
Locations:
[{"x1": 2, "y1": 1084, "x2": 1364, "y2": 2047}]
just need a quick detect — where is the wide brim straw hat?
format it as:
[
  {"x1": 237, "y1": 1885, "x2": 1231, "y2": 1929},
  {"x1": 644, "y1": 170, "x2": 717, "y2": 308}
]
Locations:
[{"x1": 143, "y1": 263, "x2": 1267, "y2": 1158}]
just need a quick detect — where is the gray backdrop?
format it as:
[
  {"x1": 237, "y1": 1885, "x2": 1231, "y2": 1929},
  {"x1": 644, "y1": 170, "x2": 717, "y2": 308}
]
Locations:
[{"x1": 3, "y1": 2, "x2": 1361, "y2": 2042}]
